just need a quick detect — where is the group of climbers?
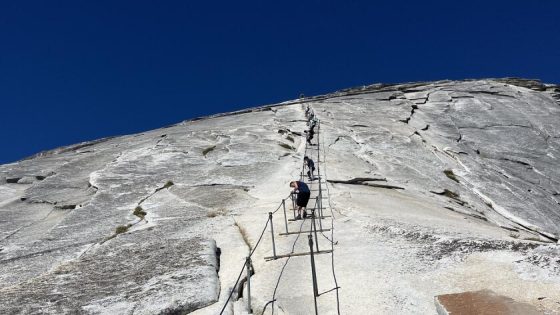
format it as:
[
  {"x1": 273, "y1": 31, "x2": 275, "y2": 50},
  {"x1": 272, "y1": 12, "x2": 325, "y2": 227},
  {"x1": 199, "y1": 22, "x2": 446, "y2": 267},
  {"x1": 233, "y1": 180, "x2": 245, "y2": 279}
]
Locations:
[
  {"x1": 289, "y1": 106, "x2": 318, "y2": 220},
  {"x1": 305, "y1": 106, "x2": 318, "y2": 145}
]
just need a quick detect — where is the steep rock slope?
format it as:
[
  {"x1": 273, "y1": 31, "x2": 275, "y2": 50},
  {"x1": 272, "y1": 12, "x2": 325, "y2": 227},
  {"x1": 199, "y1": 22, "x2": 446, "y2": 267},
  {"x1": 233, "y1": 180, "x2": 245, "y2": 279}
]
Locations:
[
  {"x1": 0, "y1": 105, "x2": 306, "y2": 314},
  {"x1": 320, "y1": 78, "x2": 560, "y2": 240},
  {"x1": 1, "y1": 78, "x2": 559, "y2": 314}
]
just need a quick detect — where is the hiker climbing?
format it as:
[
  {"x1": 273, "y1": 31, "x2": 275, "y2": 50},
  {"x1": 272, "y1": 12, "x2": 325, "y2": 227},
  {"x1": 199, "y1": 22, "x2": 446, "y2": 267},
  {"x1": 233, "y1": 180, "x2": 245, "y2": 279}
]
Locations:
[
  {"x1": 289, "y1": 180, "x2": 310, "y2": 219},
  {"x1": 306, "y1": 109, "x2": 315, "y2": 124},
  {"x1": 309, "y1": 117, "x2": 317, "y2": 133},
  {"x1": 306, "y1": 128, "x2": 315, "y2": 145},
  {"x1": 304, "y1": 156, "x2": 315, "y2": 181}
]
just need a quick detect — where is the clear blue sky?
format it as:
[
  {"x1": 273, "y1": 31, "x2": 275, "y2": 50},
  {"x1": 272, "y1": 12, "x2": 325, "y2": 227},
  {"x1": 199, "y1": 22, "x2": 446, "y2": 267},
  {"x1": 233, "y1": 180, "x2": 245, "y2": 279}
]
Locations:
[{"x1": 1, "y1": 1, "x2": 559, "y2": 163}]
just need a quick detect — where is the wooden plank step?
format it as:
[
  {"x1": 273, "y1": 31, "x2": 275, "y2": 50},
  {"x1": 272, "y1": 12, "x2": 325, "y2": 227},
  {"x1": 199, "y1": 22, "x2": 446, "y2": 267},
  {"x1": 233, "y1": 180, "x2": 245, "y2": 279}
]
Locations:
[{"x1": 264, "y1": 249, "x2": 332, "y2": 261}]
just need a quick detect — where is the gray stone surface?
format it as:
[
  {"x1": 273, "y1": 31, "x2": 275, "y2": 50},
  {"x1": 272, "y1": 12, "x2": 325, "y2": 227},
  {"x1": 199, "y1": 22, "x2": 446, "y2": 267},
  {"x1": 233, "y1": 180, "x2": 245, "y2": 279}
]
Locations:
[
  {"x1": 314, "y1": 79, "x2": 560, "y2": 240},
  {"x1": 1, "y1": 78, "x2": 559, "y2": 314},
  {"x1": 0, "y1": 105, "x2": 304, "y2": 314}
]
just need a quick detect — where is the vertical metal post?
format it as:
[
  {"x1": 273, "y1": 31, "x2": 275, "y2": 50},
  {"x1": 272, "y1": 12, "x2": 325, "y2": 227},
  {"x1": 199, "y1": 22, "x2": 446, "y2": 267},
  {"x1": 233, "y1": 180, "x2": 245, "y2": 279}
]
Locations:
[
  {"x1": 321, "y1": 189, "x2": 325, "y2": 218},
  {"x1": 291, "y1": 193, "x2": 296, "y2": 219},
  {"x1": 317, "y1": 120, "x2": 323, "y2": 221},
  {"x1": 317, "y1": 193, "x2": 323, "y2": 230},
  {"x1": 269, "y1": 212, "x2": 277, "y2": 259},
  {"x1": 317, "y1": 120, "x2": 320, "y2": 180},
  {"x1": 308, "y1": 235, "x2": 319, "y2": 315},
  {"x1": 246, "y1": 256, "x2": 252, "y2": 313},
  {"x1": 312, "y1": 206, "x2": 320, "y2": 252},
  {"x1": 282, "y1": 199, "x2": 289, "y2": 234}
]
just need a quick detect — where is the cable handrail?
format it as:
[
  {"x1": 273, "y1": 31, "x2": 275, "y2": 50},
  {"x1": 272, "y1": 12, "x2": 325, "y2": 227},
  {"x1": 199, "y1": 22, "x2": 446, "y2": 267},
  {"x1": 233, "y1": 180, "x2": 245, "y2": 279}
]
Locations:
[
  {"x1": 320, "y1": 121, "x2": 341, "y2": 314},
  {"x1": 219, "y1": 108, "x2": 339, "y2": 315},
  {"x1": 264, "y1": 199, "x2": 313, "y2": 315},
  {"x1": 218, "y1": 192, "x2": 294, "y2": 314}
]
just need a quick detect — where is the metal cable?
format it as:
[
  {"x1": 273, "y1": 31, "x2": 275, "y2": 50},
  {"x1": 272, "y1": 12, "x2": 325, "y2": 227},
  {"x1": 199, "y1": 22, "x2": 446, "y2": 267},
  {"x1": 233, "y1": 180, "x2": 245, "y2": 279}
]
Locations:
[
  {"x1": 320, "y1": 121, "x2": 341, "y2": 315},
  {"x1": 249, "y1": 216, "x2": 270, "y2": 257},
  {"x1": 219, "y1": 262, "x2": 247, "y2": 314},
  {"x1": 219, "y1": 194, "x2": 291, "y2": 314},
  {"x1": 223, "y1": 107, "x2": 333, "y2": 315},
  {"x1": 265, "y1": 113, "x2": 318, "y2": 314},
  {"x1": 266, "y1": 199, "x2": 313, "y2": 315}
]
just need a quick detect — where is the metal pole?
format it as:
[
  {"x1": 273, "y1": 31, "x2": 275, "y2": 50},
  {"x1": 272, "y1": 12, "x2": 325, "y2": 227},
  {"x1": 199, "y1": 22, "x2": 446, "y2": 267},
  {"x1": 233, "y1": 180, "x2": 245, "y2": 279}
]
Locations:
[
  {"x1": 317, "y1": 120, "x2": 320, "y2": 177},
  {"x1": 317, "y1": 193, "x2": 323, "y2": 230},
  {"x1": 312, "y1": 205, "x2": 320, "y2": 252},
  {"x1": 269, "y1": 212, "x2": 277, "y2": 259},
  {"x1": 282, "y1": 199, "x2": 289, "y2": 234},
  {"x1": 308, "y1": 235, "x2": 319, "y2": 315},
  {"x1": 246, "y1": 256, "x2": 252, "y2": 313},
  {"x1": 291, "y1": 194, "x2": 296, "y2": 220}
]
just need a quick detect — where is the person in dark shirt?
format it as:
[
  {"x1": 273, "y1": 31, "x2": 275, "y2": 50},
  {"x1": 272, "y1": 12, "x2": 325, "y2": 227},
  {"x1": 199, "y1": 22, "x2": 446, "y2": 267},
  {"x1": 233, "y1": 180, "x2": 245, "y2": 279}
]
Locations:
[
  {"x1": 304, "y1": 156, "x2": 315, "y2": 181},
  {"x1": 306, "y1": 128, "x2": 315, "y2": 145},
  {"x1": 309, "y1": 118, "x2": 317, "y2": 132},
  {"x1": 290, "y1": 180, "x2": 311, "y2": 219},
  {"x1": 306, "y1": 117, "x2": 317, "y2": 145}
]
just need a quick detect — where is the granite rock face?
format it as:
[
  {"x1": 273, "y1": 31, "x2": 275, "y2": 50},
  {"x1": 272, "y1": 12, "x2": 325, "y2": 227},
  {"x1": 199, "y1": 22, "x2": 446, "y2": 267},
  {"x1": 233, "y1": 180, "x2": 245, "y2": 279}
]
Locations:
[
  {"x1": 316, "y1": 78, "x2": 560, "y2": 240},
  {"x1": 0, "y1": 106, "x2": 305, "y2": 314},
  {"x1": 1, "y1": 78, "x2": 559, "y2": 314}
]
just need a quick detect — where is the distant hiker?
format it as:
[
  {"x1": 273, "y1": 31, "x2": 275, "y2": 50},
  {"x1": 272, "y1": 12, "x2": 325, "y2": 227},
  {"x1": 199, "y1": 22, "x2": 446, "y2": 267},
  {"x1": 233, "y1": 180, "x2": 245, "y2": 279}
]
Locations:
[
  {"x1": 304, "y1": 156, "x2": 315, "y2": 181},
  {"x1": 309, "y1": 118, "x2": 317, "y2": 133},
  {"x1": 290, "y1": 181, "x2": 310, "y2": 219},
  {"x1": 306, "y1": 128, "x2": 315, "y2": 145},
  {"x1": 307, "y1": 111, "x2": 315, "y2": 125}
]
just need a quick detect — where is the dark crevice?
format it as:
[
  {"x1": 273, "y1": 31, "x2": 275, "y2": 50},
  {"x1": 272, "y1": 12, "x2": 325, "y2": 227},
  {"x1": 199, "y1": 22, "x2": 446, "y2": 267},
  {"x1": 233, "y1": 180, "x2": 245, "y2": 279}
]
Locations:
[
  {"x1": 512, "y1": 222, "x2": 558, "y2": 243},
  {"x1": 137, "y1": 181, "x2": 175, "y2": 206},
  {"x1": 444, "y1": 206, "x2": 487, "y2": 221},
  {"x1": 421, "y1": 124, "x2": 430, "y2": 131},
  {"x1": 500, "y1": 226, "x2": 519, "y2": 232},
  {"x1": 450, "y1": 95, "x2": 475, "y2": 99},
  {"x1": 329, "y1": 177, "x2": 386, "y2": 184},
  {"x1": 202, "y1": 145, "x2": 216, "y2": 157},
  {"x1": 430, "y1": 189, "x2": 466, "y2": 206},
  {"x1": 327, "y1": 178, "x2": 404, "y2": 190},
  {"x1": 499, "y1": 158, "x2": 532, "y2": 167},
  {"x1": 278, "y1": 128, "x2": 302, "y2": 136},
  {"x1": 279, "y1": 143, "x2": 296, "y2": 151},
  {"x1": 6, "y1": 178, "x2": 21, "y2": 183},
  {"x1": 411, "y1": 131, "x2": 427, "y2": 143},
  {"x1": 54, "y1": 204, "x2": 77, "y2": 210},
  {"x1": 215, "y1": 247, "x2": 221, "y2": 272},
  {"x1": 468, "y1": 91, "x2": 516, "y2": 98},
  {"x1": 87, "y1": 182, "x2": 99, "y2": 191},
  {"x1": 399, "y1": 104, "x2": 418, "y2": 124},
  {"x1": 443, "y1": 169, "x2": 460, "y2": 183},
  {"x1": 330, "y1": 136, "x2": 343, "y2": 147}
]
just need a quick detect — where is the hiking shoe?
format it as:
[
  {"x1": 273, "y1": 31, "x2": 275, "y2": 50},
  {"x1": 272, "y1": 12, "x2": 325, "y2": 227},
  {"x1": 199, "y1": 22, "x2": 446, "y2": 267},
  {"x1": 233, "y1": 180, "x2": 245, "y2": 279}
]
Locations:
[
  {"x1": 303, "y1": 211, "x2": 308, "y2": 218},
  {"x1": 296, "y1": 215, "x2": 302, "y2": 220}
]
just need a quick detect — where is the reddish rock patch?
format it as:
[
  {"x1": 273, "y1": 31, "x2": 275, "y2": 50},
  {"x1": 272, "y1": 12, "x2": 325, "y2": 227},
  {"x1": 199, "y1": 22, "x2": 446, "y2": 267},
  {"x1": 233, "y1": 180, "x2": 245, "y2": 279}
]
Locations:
[{"x1": 435, "y1": 290, "x2": 540, "y2": 315}]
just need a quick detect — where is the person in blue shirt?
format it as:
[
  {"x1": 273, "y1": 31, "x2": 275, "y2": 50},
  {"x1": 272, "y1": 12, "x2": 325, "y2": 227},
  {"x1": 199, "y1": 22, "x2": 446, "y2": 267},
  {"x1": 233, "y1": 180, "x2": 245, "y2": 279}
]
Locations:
[
  {"x1": 290, "y1": 180, "x2": 311, "y2": 219},
  {"x1": 304, "y1": 156, "x2": 315, "y2": 181}
]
